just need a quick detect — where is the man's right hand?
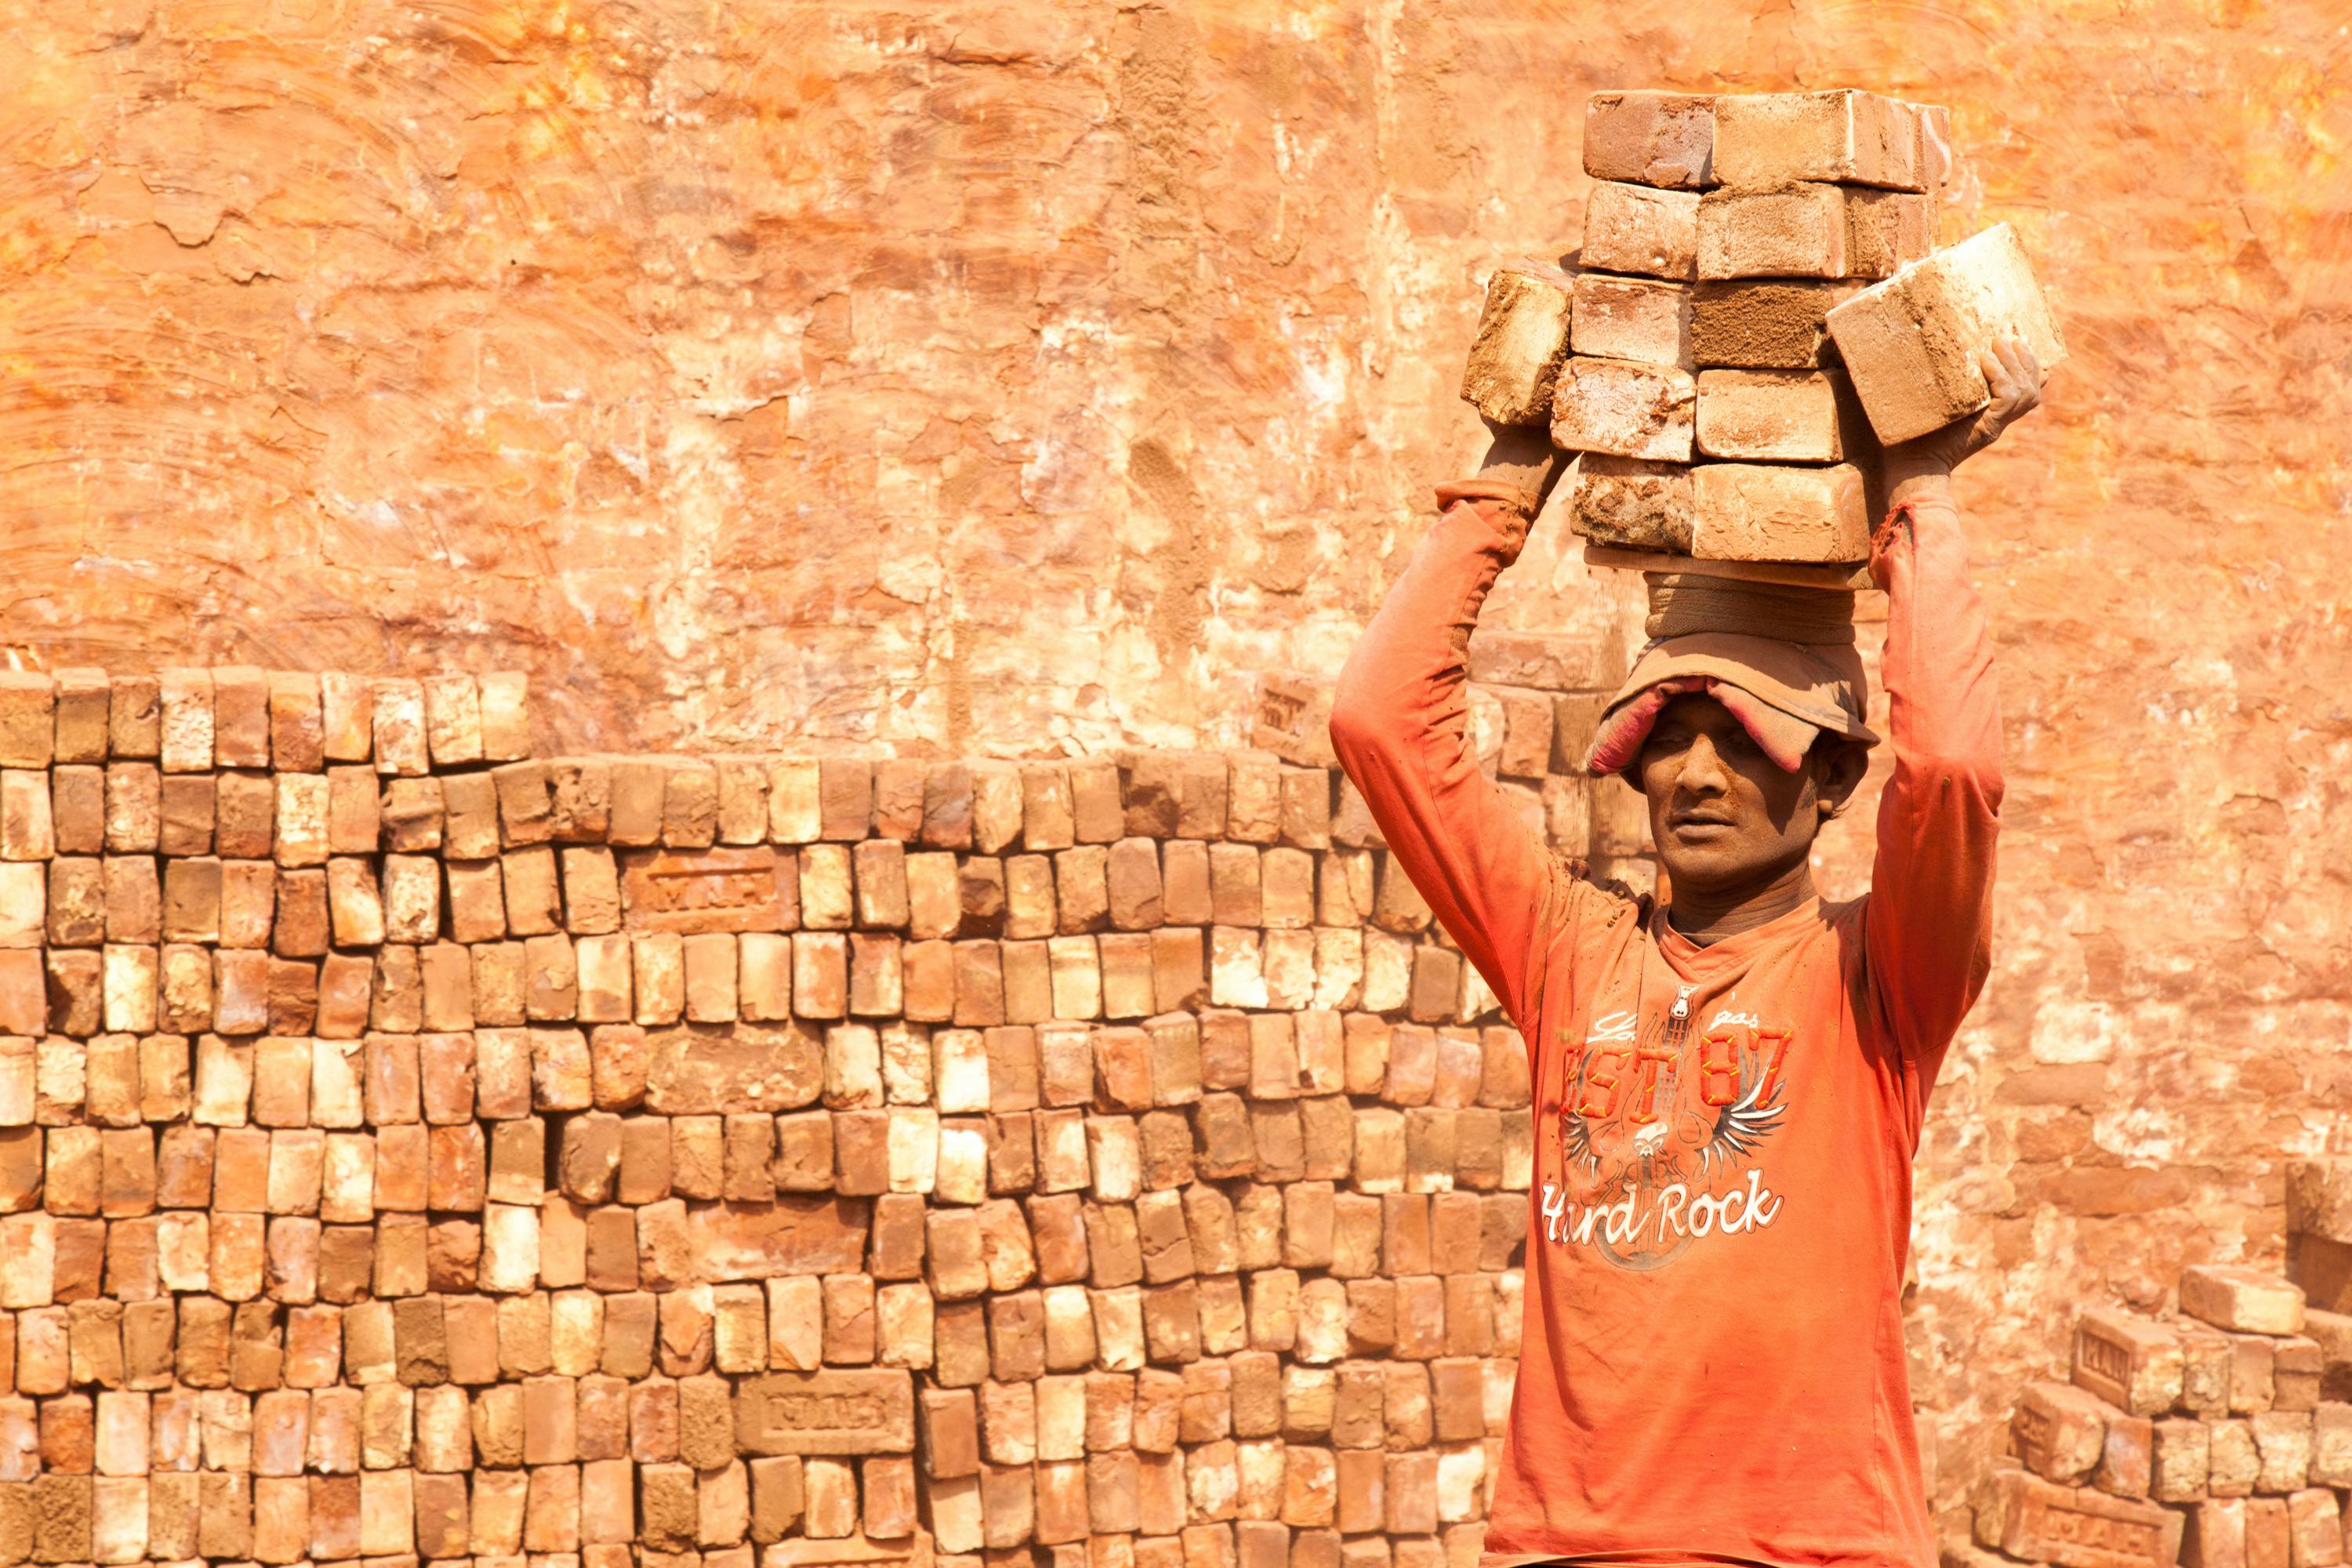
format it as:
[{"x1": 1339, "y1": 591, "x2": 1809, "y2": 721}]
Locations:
[{"x1": 1472, "y1": 419, "x2": 1572, "y2": 517}]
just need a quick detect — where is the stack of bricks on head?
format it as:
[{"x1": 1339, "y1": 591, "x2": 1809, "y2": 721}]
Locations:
[
  {"x1": 1962, "y1": 1159, "x2": 2352, "y2": 1568},
  {"x1": 0, "y1": 662, "x2": 1588, "y2": 1568},
  {"x1": 1461, "y1": 89, "x2": 2066, "y2": 579}
]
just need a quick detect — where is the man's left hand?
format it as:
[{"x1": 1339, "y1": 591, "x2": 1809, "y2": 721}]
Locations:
[{"x1": 1884, "y1": 335, "x2": 2047, "y2": 482}]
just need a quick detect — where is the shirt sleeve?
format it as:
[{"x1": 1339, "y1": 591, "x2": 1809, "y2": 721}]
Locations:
[
  {"x1": 1328, "y1": 494, "x2": 1572, "y2": 1032},
  {"x1": 1864, "y1": 486, "x2": 2005, "y2": 1109}
]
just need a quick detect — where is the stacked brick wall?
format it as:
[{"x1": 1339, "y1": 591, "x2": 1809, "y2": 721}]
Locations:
[
  {"x1": 1956, "y1": 1171, "x2": 2352, "y2": 1568},
  {"x1": 0, "y1": 658, "x2": 1654, "y2": 1567}
]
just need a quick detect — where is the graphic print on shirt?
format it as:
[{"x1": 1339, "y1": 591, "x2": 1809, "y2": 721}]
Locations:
[{"x1": 1541, "y1": 989, "x2": 1794, "y2": 1271}]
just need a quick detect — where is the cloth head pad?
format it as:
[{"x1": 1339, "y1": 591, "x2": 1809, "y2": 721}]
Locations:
[
  {"x1": 1583, "y1": 631, "x2": 1879, "y2": 778},
  {"x1": 1586, "y1": 677, "x2": 1825, "y2": 774}
]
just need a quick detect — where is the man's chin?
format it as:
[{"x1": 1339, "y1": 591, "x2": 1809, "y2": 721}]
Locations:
[{"x1": 1654, "y1": 842, "x2": 1784, "y2": 897}]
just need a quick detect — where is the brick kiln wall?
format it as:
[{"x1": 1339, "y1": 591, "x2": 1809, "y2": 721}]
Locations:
[
  {"x1": 0, "y1": 664, "x2": 1644, "y2": 1566},
  {"x1": 7, "y1": 1, "x2": 2352, "y2": 1555}
]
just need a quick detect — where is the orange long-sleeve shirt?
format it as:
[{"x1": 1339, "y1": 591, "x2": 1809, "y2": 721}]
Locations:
[{"x1": 1328, "y1": 488, "x2": 2002, "y2": 1568}]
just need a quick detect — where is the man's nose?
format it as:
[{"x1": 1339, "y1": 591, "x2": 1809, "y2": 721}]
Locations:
[{"x1": 1678, "y1": 733, "x2": 1730, "y2": 793}]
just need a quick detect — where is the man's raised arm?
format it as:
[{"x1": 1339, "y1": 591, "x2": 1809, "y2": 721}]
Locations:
[
  {"x1": 1328, "y1": 425, "x2": 1574, "y2": 1029},
  {"x1": 1865, "y1": 339, "x2": 2042, "y2": 1103}
]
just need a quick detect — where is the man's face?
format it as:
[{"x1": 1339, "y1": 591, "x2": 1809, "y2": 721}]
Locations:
[{"x1": 1633, "y1": 693, "x2": 1860, "y2": 897}]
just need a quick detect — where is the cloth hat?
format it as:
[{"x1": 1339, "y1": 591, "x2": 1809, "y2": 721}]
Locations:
[{"x1": 1584, "y1": 634, "x2": 1879, "y2": 774}]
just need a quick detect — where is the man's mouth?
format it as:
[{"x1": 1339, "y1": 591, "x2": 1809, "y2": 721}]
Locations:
[{"x1": 1670, "y1": 809, "x2": 1735, "y2": 830}]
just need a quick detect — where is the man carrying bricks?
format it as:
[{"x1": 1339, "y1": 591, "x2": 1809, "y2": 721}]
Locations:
[{"x1": 1330, "y1": 339, "x2": 2044, "y2": 1566}]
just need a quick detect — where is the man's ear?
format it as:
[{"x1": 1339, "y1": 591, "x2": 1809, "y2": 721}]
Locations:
[{"x1": 1813, "y1": 740, "x2": 1870, "y2": 819}]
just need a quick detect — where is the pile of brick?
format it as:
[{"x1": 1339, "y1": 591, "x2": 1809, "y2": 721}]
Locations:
[
  {"x1": 1459, "y1": 89, "x2": 2063, "y2": 575},
  {"x1": 1956, "y1": 1159, "x2": 2352, "y2": 1568},
  {"x1": 0, "y1": 655, "x2": 1644, "y2": 1568}
]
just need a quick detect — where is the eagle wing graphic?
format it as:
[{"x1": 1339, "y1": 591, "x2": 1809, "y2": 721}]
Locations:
[
  {"x1": 1561, "y1": 1108, "x2": 1598, "y2": 1173},
  {"x1": 1697, "y1": 1063, "x2": 1785, "y2": 1180}
]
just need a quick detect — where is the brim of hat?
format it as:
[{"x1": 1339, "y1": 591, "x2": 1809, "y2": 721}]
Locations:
[{"x1": 1585, "y1": 632, "x2": 1880, "y2": 774}]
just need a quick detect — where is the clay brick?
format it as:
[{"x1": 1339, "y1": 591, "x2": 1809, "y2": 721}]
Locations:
[
  {"x1": 1570, "y1": 456, "x2": 1693, "y2": 554},
  {"x1": 2213, "y1": 1418, "x2": 2263, "y2": 1496},
  {"x1": 1711, "y1": 90, "x2": 1922, "y2": 191},
  {"x1": 0, "y1": 775, "x2": 49, "y2": 866},
  {"x1": 2062, "y1": 1311, "x2": 2183, "y2": 1417},
  {"x1": 1221, "y1": 753, "x2": 1279, "y2": 848},
  {"x1": 43, "y1": 670, "x2": 105, "y2": 768},
  {"x1": 2252, "y1": 1409, "x2": 2312, "y2": 1492},
  {"x1": 1690, "y1": 461, "x2": 1868, "y2": 563},
  {"x1": 42, "y1": 858, "x2": 100, "y2": 949},
  {"x1": 49, "y1": 769, "x2": 101, "y2": 858},
  {"x1": 1693, "y1": 277, "x2": 1853, "y2": 373},
  {"x1": 1581, "y1": 89, "x2": 1714, "y2": 189},
  {"x1": 1694, "y1": 367, "x2": 1867, "y2": 463},
  {"x1": 2009, "y1": 1380, "x2": 2114, "y2": 1484},
  {"x1": 1692, "y1": 186, "x2": 1864, "y2": 287},
  {"x1": 100, "y1": 764, "x2": 158, "y2": 856},
  {"x1": 1550, "y1": 356, "x2": 1693, "y2": 463},
  {"x1": 2303, "y1": 1403, "x2": 2352, "y2": 1488},
  {"x1": 1825, "y1": 223, "x2": 2067, "y2": 445},
  {"x1": 2285, "y1": 1489, "x2": 2340, "y2": 1568},
  {"x1": 96, "y1": 677, "x2": 159, "y2": 767},
  {"x1": 1457, "y1": 261, "x2": 1574, "y2": 427},
  {"x1": 2185, "y1": 1266, "x2": 2309, "y2": 1336},
  {"x1": 1843, "y1": 188, "x2": 1936, "y2": 278},
  {"x1": 2275, "y1": 1337, "x2": 2321, "y2": 1410},
  {"x1": 2231, "y1": 1337, "x2": 2281, "y2": 1415},
  {"x1": 2183, "y1": 1497, "x2": 2248, "y2": 1568},
  {"x1": 1581, "y1": 182, "x2": 1700, "y2": 281},
  {"x1": 148, "y1": 782, "x2": 211, "y2": 870}
]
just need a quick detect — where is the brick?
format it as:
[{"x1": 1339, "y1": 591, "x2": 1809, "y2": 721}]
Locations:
[
  {"x1": 100, "y1": 675, "x2": 159, "y2": 763},
  {"x1": 49, "y1": 670, "x2": 107, "y2": 765},
  {"x1": 2092, "y1": 1407, "x2": 2154, "y2": 1501},
  {"x1": 1581, "y1": 89, "x2": 1714, "y2": 189},
  {"x1": 2011, "y1": 1381, "x2": 2113, "y2": 1483},
  {"x1": 2312, "y1": 1403, "x2": 2352, "y2": 1486},
  {"x1": 2181, "y1": 1498, "x2": 2245, "y2": 1568},
  {"x1": 1825, "y1": 223, "x2": 2068, "y2": 445},
  {"x1": 1549, "y1": 357, "x2": 1693, "y2": 463},
  {"x1": 1581, "y1": 182, "x2": 1700, "y2": 281},
  {"x1": 1457, "y1": 261, "x2": 1574, "y2": 427},
  {"x1": 2285, "y1": 1489, "x2": 2340, "y2": 1568},
  {"x1": 2214, "y1": 1418, "x2": 2263, "y2": 1496},
  {"x1": 1843, "y1": 188, "x2": 1936, "y2": 278},
  {"x1": 154, "y1": 668, "x2": 214, "y2": 774},
  {"x1": 1690, "y1": 462, "x2": 1868, "y2": 563},
  {"x1": 50, "y1": 768, "x2": 101, "y2": 856},
  {"x1": 1570, "y1": 274, "x2": 1691, "y2": 371},
  {"x1": 2252, "y1": 1409, "x2": 2312, "y2": 1492},
  {"x1": 1697, "y1": 185, "x2": 1849, "y2": 281},
  {"x1": 1694, "y1": 368, "x2": 1868, "y2": 463},
  {"x1": 101, "y1": 763, "x2": 158, "y2": 854},
  {"x1": 2235, "y1": 1336, "x2": 2277, "y2": 1414},
  {"x1": 2184, "y1": 1266, "x2": 2309, "y2": 1336},
  {"x1": 1966, "y1": 1476, "x2": 2164, "y2": 1568},
  {"x1": 157, "y1": 772, "x2": 212, "y2": 855},
  {"x1": 1567, "y1": 455, "x2": 1693, "y2": 554},
  {"x1": 2183, "y1": 1329, "x2": 2236, "y2": 1415},
  {"x1": 0, "y1": 774, "x2": 49, "y2": 862},
  {"x1": 2072, "y1": 1312, "x2": 2186, "y2": 1415},
  {"x1": 1711, "y1": 90, "x2": 1922, "y2": 191},
  {"x1": 469, "y1": 670, "x2": 528, "y2": 762},
  {"x1": 2277, "y1": 1337, "x2": 2321, "y2": 1410}
]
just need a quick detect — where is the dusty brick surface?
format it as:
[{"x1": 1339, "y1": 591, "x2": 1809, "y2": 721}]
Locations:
[{"x1": 0, "y1": 672, "x2": 1593, "y2": 1560}]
